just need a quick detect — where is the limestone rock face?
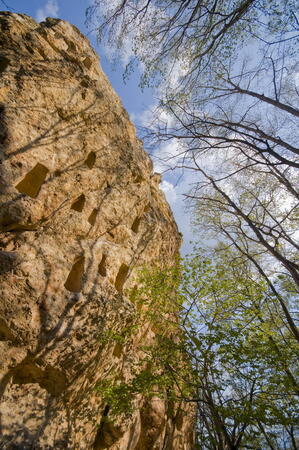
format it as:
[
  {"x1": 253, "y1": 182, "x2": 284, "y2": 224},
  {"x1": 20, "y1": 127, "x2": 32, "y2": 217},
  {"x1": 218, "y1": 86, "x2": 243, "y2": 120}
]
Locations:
[{"x1": 0, "y1": 12, "x2": 194, "y2": 449}]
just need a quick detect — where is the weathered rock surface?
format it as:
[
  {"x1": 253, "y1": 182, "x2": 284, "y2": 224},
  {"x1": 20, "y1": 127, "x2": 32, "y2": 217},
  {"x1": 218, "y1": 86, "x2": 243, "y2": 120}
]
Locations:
[{"x1": 0, "y1": 12, "x2": 194, "y2": 449}]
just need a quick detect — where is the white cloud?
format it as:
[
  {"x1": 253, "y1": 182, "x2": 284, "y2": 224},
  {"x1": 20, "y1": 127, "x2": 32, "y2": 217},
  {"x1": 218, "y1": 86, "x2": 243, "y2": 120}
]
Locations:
[
  {"x1": 165, "y1": 174, "x2": 198, "y2": 255},
  {"x1": 36, "y1": 0, "x2": 59, "y2": 22},
  {"x1": 151, "y1": 140, "x2": 184, "y2": 175},
  {"x1": 136, "y1": 102, "x2": 184, "y2": 172},
  {"x1": 160, "y1": 180, "x2": 177, "y2": 205}
]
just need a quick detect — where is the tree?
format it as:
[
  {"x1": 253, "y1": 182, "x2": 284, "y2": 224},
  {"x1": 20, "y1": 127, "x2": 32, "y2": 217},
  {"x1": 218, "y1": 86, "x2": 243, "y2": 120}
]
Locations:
[
  {"x1": 95, "y1": 249, "x2": 299, "y2": 448},
  {"x1": 181, "y1": 247, "x2": 298, "y2": 448},
  {"x1": 187, "y1": 158, "x2": 299, "y2": 342},
  {"x1": 88, "y1": 0, "x2": 299, "y2": 169},
  {"x1": 87, "y1": 0, "x2": 298, "y2": 93}
]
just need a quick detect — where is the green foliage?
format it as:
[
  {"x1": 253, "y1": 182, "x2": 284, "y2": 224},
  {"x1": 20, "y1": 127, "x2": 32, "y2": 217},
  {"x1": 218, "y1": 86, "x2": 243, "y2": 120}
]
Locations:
[
  {"x1": 94, "y1": 262, "x2": 193, "y2": 419},
  {"x1": 95, "y1": 246, "x2": 299, "y2": 448},
  {"x1": 181, "y1": 247, "x2": 299, "y2": 447},
  {"x1": 98, "y1": 323, "x2": 138, "y2": 345},
  {"x1": 95, "y1": 369, "x2": 166, "y2": 417}
]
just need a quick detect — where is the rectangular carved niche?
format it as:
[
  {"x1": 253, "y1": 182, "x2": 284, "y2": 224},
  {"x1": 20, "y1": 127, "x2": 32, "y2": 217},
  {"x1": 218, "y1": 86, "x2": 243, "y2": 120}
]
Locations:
[
  {"x1": 98, "y1": 254, "x2": 107, "y2": 277},
  {"x1": 71, "y1": 194, "x2": 85, "y2": 212},
  {"x1": 114, "y1": 264, "x2": 129, "y2": 292},
  {"x1": 64, "y1": 256, "x2": 85, "y2": 293},
  {"x1": 131, "y1": 217, "x2": 141, "y2": 233},
  {"x1": 88, "y1": 208, "x2": 98, "y2": 226},
  {"x1": 0, "y1": 56, "x2": 9, "y2": 73},
  {"x1": 15, "y1": 163, "x2": 49, "y2": 198},
  {"x1": 85, "y1": 151, "x2": 96, "y2": 169}
]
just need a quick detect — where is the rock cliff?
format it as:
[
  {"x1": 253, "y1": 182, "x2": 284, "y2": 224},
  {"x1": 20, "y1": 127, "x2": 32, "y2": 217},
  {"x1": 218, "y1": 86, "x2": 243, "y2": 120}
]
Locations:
[{"x1": 0, "y1": 12, "x2": 194, "y2": 449}]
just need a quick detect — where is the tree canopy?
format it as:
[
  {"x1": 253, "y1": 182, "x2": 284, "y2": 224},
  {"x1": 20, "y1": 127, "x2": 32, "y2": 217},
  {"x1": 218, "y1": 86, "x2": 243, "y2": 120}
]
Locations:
[{"x1": 96, "y1": 249, "x2": 299, "y2": 448}]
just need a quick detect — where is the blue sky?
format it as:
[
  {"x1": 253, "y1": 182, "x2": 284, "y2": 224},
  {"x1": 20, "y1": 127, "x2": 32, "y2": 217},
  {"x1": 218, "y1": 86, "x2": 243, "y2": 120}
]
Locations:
[{"x1": 1, "y1": 0, "x2": 195, "y2": 252}]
